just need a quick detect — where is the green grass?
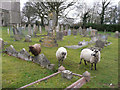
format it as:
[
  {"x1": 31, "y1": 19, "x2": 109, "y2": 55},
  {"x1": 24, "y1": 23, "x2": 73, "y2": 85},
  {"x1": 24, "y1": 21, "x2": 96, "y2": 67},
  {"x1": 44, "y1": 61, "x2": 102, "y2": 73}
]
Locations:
[{"x1": 1, "y1": 27, "x2": 118, "y2": 88}]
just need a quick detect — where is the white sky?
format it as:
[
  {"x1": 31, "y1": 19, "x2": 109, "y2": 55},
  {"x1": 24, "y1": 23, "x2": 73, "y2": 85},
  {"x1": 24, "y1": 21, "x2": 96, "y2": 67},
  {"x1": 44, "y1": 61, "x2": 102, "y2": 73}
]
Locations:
[{"x1": 20, "y1": 0, "x2": 120, "y2": 11}]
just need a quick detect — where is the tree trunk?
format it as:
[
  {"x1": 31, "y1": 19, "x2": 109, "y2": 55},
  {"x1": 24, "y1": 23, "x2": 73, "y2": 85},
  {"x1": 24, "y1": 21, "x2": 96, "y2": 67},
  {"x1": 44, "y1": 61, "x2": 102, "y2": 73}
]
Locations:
[
  {"x1": 41, "y1": 16, "x2": 44, "y2": 26},
  {"x1": 55, "y1": 11, "x2": 58, "y2": 26}
]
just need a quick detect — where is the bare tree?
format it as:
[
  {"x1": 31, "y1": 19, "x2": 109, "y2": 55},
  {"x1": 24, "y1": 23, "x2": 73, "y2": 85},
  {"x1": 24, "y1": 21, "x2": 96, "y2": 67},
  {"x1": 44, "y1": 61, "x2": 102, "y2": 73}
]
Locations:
[
  {"x1": 99, "y1": 0, "x2": 111, "y2": 24},
  {"x1": 22, "y1": 2, "x2": 36, "y2": 24}
]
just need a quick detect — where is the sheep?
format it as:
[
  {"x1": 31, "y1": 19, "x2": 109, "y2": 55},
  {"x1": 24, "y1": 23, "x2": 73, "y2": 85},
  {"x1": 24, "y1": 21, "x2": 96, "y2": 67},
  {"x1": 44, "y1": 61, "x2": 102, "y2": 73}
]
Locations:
[
  {"x1": 29, "y1": 44, "x2": 41, "y2": 56},
  {"x1": 56, "y1": 47, "x2": 67, "y2": 67},
  {"x1": 80, "y1": 48, "x2": 100, "y2": 70}
]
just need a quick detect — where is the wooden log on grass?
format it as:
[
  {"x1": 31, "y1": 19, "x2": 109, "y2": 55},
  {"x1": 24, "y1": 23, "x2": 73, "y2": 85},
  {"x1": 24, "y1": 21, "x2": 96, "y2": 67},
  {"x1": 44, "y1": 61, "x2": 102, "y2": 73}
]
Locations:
[
  {"x1": 65, "y1": 71, "x2": 90, "y2": 89},
  {"x1": 16, "y1": 66, "x2": 65, "y2": 90}
]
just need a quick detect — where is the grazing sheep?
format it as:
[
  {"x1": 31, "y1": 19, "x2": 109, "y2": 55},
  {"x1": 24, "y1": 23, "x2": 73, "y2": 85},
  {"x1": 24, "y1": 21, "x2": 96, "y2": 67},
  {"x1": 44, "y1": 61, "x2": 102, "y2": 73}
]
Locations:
[
  {"x1": 29, "y1": 44, "x2": 41, "y2": 56},
  {"x1": 80, "y1": 48, "x2": 100, "y2": 70},
  {"x1": 56, "y1": 47, "x2": 67, "y2": 67}
]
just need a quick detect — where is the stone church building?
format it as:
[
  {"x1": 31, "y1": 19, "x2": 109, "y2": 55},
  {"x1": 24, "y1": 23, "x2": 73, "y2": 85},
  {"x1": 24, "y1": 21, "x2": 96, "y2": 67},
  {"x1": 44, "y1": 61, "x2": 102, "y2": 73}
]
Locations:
[{"x1": 0, "y1": 1, "x2": 21, "y2": 26}]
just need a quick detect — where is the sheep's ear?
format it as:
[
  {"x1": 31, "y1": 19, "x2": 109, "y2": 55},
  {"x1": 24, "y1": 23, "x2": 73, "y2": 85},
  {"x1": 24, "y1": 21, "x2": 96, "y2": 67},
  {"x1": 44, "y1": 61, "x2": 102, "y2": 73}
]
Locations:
[{"x1": 98, "y1": 48, "x2": 101, "y2": 51}]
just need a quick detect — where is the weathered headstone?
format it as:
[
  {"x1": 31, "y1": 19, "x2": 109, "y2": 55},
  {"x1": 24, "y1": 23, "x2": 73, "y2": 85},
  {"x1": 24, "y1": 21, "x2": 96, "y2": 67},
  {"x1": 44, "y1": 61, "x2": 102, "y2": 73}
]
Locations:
[
  {"x1": 5, "y1": 45, "x2": 18, "y2": 57},
  {"x1": 45, "y1": 25, "x2": 48, "y2": 32},
  {"x1": 68, "y1": 29, "x2": 71, "y2": 36},
  {"x1": 0, "y1": 38, "x2": 4, "y2": 50},
  {"x1": 18, "y1": 48, "x2": 32, "y2": 61},
  {"x1": 14, "y1": 34, "x2": 21, "y2": 41},
  {"x1": 91, "y1": 29, "x2": 98, "y2": 37},
  {"x1": 63, "y1": 30, "x2": 68, "y2": 36},
  {"x1": 115, "y1": 31, "x2": 119, "y2": 38},
  {"x1": 7, "y1": 28, "x2": 9, "y2": 34},
  {"x1": 28, "y1": 24, "x2": 32, "y2": 36},
  {"x1": 73, "y1": 29, "x2": 77, "y2": 35},
  {"x1": 39, "y1": 25, "x2": 42, "y2": 34},
  {"x1": 61, "y1": 25, "x2": 64, "y2": 32},
  {"x1": 56, "y1": 24, "x2": 59, "y2": 32},
  {"x1": 33, "y1": 54, "x2": 55, "y2": 70},
  {"x1": 56, "y1": 31, "x2": 63, "y2": 40},
  {"x1": 33, "y1": 24, "x2": 37, "y2": 37},
  {"x1": 95, "y1": 40, "x2": 105, "y2": 49},
  {"x1": 82, "y1": 29, "x2": 87, "y2": 37},
  {"x1": 86, "y1": 28, "x2": 90, "y2": 36},
  {"x1": 24, "y1": 35, "x2": 32, "y2": 42},
  {"x1": 61, "y1": 70, "x2": 73, "y2": 80},
  {"x1": 79, "y1": 27, "x2": 82, "y2": 35},
  {"x1": 65, "y1": 25, "x2": 68, "y2": 31}
]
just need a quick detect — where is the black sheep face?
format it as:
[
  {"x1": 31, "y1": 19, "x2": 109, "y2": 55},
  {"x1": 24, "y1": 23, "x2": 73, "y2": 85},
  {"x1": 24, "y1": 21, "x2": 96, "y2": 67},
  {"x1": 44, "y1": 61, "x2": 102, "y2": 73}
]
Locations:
[
  {"x1": 61, "y1": 52, "x2": 66, "y2": 59},
  {"x1": 29, "y1": 46, "x2": 38, "y2": 56}
]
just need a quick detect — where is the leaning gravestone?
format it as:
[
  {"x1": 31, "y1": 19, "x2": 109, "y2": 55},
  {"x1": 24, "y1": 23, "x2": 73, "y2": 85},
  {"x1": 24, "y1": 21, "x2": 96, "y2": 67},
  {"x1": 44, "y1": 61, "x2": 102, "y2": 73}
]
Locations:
[
  {"x1": 14, "y1": 34, "x2": 21, "y2": 41},
  {"x1": 95, "y1": 40, "x2": 105, "y2": 49},
  {"x1": 24, "y1": 35, "x2": 32, "y2": 42},
  {"x1": 91, "y1": 29, "x2": 98, "y2": 37},
  {"x1": 115, "y1": 31, "x2": 119, "y2": 38},
  {"x1": 73, "y1": 29, "x2": 77, "y2": 35},
  {"x1": 18, "y1": 48, "x2": 32, "y2": 61},
  {"x1": 0, "y1": 38, "x2": 4, "y2": 51},
  {"x1": 5, "y1": 45, "x2": 18, "y2": 57},
  {"x1": 56, "y1": 31, "x2": 63, "y2": 40},
  {"x1": 33, "y1": 53, "x2": 55, "y2": 70}
]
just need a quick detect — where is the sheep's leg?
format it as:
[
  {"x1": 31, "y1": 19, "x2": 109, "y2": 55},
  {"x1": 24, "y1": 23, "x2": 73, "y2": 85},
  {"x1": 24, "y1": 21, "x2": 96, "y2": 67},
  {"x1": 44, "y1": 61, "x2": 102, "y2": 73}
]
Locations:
[
  {"x1": 79, "y1": 59, "x2": 82, "y2": 64},
  {"x1": 58, "y1": 60, "x2": 61, "y2": 67},
  {"x1": 61, "y1": 60, "x2": 63, "y2": 66},
  {"x1": 84, "y1": 60, "x2": 87, "y2": 65},
  {"x1": 95, "y1": 63, "x2": 97, "y2": 70},
  {"x1": 91, "y1": 63, "x2": 93, "y2": 70}
]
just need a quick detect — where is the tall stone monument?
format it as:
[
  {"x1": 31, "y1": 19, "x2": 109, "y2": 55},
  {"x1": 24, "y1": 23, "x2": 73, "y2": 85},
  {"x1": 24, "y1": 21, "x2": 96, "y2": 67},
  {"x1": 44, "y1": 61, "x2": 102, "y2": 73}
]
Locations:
[{"x1": 41, "y1": 11, "x2": 58, "y2": 47}]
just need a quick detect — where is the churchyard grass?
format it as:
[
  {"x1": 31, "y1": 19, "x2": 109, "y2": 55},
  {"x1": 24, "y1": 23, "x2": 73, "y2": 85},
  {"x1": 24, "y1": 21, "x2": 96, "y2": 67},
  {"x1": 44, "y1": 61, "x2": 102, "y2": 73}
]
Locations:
[{"x1": 1, "y1": 27, "x2": 118, "y2": 88}]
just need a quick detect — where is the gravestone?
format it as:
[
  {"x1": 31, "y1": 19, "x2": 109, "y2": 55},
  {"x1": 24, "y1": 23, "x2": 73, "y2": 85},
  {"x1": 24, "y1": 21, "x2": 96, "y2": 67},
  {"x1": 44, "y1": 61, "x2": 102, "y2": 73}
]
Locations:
[
  {"x1": 91, "y1": 29, "x2": 98, "y2": 37},
  {"x1": 82, "y1": 29, "x2": 87, "y2": 37},
  {"x1": 61, "y1": 70, "x2": 73, "y2": 80},
  {"x1": 14, "y1": 34, "x2": 21, "y2": 41},
  {"x1": 41, "y1": 36, "x2": 58, "y2": 47},
  {"x1": 24, "y1": 24, "x2": 26, "y2": 31},
  {"x1": 86, "y1": 28, "x2": 90, "y2": 36},
  {"x1": 68, "y1": 29, "x2": 71, "y2": 36},
  {"x1": 115, "y1": 31, "x2": 119, "y2": 38},
  {"x1": 7, "y1": 28, "x2": 9, "y2": 34},
  {"x1": 0, "y1": 38, "x2": 4, "y2": 50},
  {"x1": 56, "y1": 31, "x2": 63, "y2": 40},
  {"x1": 65, "y1": 25, "x2": 68, "y2": 31},
  {"x1": 61, "y1": 25, "x2": 64, "y2": 32},
  {"x1": 63, "y1": 30, "x2": 68, "y2": 36},
  {"x1": 73, "y1": 29, "x2": 77, "y2": 35},
  {"x1": 79, "y1": 27, "x2": 82, "y2": 35},
  {"x1": 56, "y1": 24, "x2": 59, "y2": 32},
  {"x1": 91, "y1": 36, "x2": 98, "y2": 42},
  {"x1": 39, "y1": 26, "x2": 42, "y2": 34},
  {"x1": 28, "y1": 24, "x2": 32, "y2": 36},
  {"x1": 24, "y1": 35, "x2": 32, "y2": 42},
  {"x1": 42, "y1": 11, "x2": 58, "y2": 47},
  {"x1": 33, "y1": 54, "x2": 55, "y2": 70},
  {"x1": 101, "y1": 35, "x2": 108, "y2": 41},
  {"x1": 18, "y1": 48, "x2": 32, "y2": 61},
  {"x1": 33, "y1": 24, "x2": 38, "y2": 37},
  {"x1": 45, "y1": 25, "x2": 48, "y2": 32},
  {"x1": 95, "y1": 40, "x2": 105, "y2": 49},
  {"x1": 5, "y1": 45, "x2": 18, "y2": 57}
]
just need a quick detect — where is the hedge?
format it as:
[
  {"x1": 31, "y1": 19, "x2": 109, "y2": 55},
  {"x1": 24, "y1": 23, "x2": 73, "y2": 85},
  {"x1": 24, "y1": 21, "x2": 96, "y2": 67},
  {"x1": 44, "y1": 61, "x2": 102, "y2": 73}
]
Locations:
[{"x1": 71, "y1": 23, "x2": 120, "y2": 32}]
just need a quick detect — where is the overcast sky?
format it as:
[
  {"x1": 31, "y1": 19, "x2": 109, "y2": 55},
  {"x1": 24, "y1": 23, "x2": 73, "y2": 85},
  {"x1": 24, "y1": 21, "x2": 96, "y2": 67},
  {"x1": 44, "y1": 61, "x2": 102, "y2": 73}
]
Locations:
[{"x1": 20, "y1": 0, "x2": 120, "y2": 11}]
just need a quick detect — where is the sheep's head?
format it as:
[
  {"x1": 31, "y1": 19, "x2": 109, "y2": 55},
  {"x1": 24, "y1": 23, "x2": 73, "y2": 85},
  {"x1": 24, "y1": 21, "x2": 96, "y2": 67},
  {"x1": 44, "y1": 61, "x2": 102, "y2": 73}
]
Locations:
[{"x1": 61, "y1": 52, "x2": 66, "y2": 59}]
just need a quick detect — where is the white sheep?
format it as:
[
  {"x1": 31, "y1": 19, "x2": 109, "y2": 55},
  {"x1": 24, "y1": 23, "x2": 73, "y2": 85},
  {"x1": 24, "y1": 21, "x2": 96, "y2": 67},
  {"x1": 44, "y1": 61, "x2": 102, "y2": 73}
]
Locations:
[
  {"x1": 56, "y1": 47, "x2": 67, "y2": 67},
  {"x1": 80, "y1": 48, "x2": 100, "y2": 70}
]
